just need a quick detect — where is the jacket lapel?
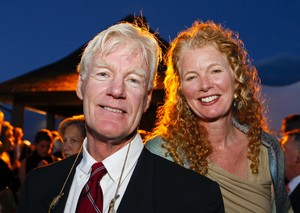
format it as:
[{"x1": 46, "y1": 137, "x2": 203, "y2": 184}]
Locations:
[
  {"x1": 51, "y1": 154, "x2": 83, "y2": 213},
  {"x1": 117, "y1": 148, "x2": 154, "y2": 213}
]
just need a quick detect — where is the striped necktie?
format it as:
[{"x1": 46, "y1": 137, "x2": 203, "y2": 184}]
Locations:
[{"x1": 76, "y1": 162, "x2": 107, "y2": 213}]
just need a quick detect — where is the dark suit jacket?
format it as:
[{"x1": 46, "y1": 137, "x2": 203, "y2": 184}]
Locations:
[
  {"x1": 18, "y1": 148, "x2": 224, "y2": 213},
  {"x1": 290, "y1": 183, "x2": 300, "y2": 213}
]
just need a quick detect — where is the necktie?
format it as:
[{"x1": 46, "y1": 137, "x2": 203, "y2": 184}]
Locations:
[
  {"x1": 76, "y1": 162, "x2": 107, "y2": 213},
  {"x1": 286, "y1": 183, "x2": 291, "y2": 195}
]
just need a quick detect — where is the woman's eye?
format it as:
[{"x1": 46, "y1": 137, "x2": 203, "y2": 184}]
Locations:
[{"x1": 70, "y1": 139, "x2": 78, "y2": 143}]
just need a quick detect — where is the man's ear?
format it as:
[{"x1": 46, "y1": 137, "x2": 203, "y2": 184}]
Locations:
[
  {"x1": 76, "y1": 75, "x2": 84, "y2": 100},
  {"x1": 143, "y1": 89, "x2": 153, "y2": 113},
  {"x1": 296, "y1": 151, "x2": 300, "y2": 164}
]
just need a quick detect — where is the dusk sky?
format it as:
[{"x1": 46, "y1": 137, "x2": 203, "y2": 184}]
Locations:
[
  {"x1": 1, "y1": 0, "x2": 300, "y2": 139},
  {"x1": 1, "y1": 0, "x2": 300, "y2": 83}
]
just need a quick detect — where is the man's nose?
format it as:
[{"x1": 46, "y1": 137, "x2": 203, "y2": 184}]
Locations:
[{"x1": 107, "y1": 77, "x2": 126, "y2": 98}]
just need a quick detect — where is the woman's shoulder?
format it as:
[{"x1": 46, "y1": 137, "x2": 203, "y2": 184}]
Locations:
[
  {"x1": 260, "y1": 130, "x2": 284, "y2": 162},
  {"x1": 261, "y1": 131, "x2": 281, "y2": 149},
  {"x1": 145, "y1": 135, "x2": 166, "y2": 153},
  {"x1": 146, "y1": 135, "x2": 165, "y2": 145},
  {"x1": 145, "y1": 136, "x2": 174, "y2": 161}
]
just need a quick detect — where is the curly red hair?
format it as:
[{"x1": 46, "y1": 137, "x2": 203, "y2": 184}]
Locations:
[{"x1": 146, "y1": 20, "x2": 268, "y2": 175}]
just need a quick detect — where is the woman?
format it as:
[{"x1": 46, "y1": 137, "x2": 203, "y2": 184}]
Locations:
[
  {"x1": 145, "y1": 21, "x2": 291, "y2": 212},
  {"x1": 58, "y1": 114, "x2": 86, "y2": 158},
  {"x1": 13, "y1": 127, "x2": 33, "y2": 162},
  {"x1": 0, "y1": 121, "x2": 20, "y2": 209},
  {"x1": 19, "y1": 128, "x2": 59, "y2": 185},
  {"x1": 0, "y1": 121, "x2": 16, "y2": 192}
]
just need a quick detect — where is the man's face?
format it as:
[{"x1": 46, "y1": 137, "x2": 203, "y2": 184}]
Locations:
[
  {"x1": 282, "y1": 134, "x2": 300, "y2": 180},
  {"x1": 77, "y1": 42, "x2": 152, "y2": 144}
]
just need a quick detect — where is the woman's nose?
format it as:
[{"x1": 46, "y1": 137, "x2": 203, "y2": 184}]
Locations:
[{"x1": 199, "y1": 75, "x2": 213, "y2": 92}]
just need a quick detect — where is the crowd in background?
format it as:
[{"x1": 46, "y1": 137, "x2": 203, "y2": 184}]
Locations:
[
  {"x1": 0, "y1": 111, "x2": 85, "y2": 211},
  {"x1": 1, "y1": 111, "x2": 299, "y2": 212}
]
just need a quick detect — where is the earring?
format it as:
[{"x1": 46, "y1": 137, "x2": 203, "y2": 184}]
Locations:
[
  {"x1": 233, "y1": 93, "x2": 238, "y2": 108},
  {"x1": 233, "y1": 101, "x2": 237, "y2": 108},
  {"x1": 187, "y1": 108, "x2": 193, "y2": 116}
]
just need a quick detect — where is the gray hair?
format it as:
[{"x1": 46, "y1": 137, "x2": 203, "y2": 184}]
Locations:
[{"x1": 77, "y1": 22, "x2": 162, "y2": 90}]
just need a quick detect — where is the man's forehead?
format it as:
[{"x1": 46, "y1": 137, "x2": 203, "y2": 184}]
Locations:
[{"x1": 95, "y1": 47, "x2": 147, "y2": 68}]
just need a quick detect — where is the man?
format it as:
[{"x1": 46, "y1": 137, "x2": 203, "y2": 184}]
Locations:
[
  {"x1": 282, "y1": 114, "x2": 300, "y2": 134},
  {"x1": 281, "y1": 114, "x2": 300, "y2": 212},
  {"x1": 18, "y1": 21, "x2": 224, "y2": 213}
]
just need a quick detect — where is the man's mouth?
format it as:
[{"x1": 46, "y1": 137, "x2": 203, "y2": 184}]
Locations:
[{"x1": 102, "y1": 106, "x2": 123, "y2": 114}]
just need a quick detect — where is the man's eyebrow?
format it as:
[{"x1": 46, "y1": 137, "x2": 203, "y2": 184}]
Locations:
[{"x1": 133, "y1": 68, "x2": 147, "y2": 76}]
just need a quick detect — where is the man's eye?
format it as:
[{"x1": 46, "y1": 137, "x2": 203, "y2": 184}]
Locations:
[
  {"x1": 130, "y1": 78, "x2": 140, "y2": 84},
  {"x1": 93, "y1": 71, "x2": 110, "y2": 80},
  {"x1": 96, "y1": 72, "x2": 108, "y2": 77},
  {"x1": 185, "y1": 74, "x2": 197, "y2": 81},
  {"x1": 211, "y1": 69, "x2": 221, "y2": 73},
  {"x1": 127, "y1": 75, "x2": 145, "y2": 87}
]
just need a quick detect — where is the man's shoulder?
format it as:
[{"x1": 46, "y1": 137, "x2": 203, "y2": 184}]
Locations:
[
  {"x1": 290, "y1": 183, "x2": 300, "y2": 212},
  {"x1": 143, "y1": 148, "x2": 217, "y2": 187},
  {"x1": 135, "y1": 149, "x2": 224, "y2": 212},
  {"x1": 27, "y1": 154, "x2": 79, "y2": 181}
]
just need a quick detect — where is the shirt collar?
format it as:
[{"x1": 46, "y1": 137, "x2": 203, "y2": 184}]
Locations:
[
  {"x1": 288, "y1": 175, "x2": 300, "y2": 194},
  {"x1": 79, "y1": 134, "x2": 144, "y2": 183}
]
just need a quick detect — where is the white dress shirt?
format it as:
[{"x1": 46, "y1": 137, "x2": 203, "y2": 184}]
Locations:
[
  {"x1": 64, "y1": 134, "x2": 144, "y2": 213},
  {"x1": 287, "y1": 175, "x2": 300, "y2": 195}
]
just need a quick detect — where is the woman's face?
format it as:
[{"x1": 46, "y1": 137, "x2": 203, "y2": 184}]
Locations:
[
  {"x1": 36, "y1": 140, "x2": 52, "y2": 157},
  {"x1": 2, "y1": 128, "x2": 14, "y2": 152},
  {"x1": 178, "y1": 45, "x2": 235, "y2": 122},
  {"x1": 62, "y1": 124, "x2": 84, "y2": 157}
]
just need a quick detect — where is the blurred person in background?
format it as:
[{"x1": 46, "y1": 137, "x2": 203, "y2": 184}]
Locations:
[
  {"x1": 19, "y1": 129, "x2": 60, "y2": 185},
  {"x1": 0, "y1": 121, "x2": 19, "y2": 172},
  {"x1": 0, "y1": 121, "x2": 19, "y2": 203},
  {"x1": 52, "y1": 135, "x2": 64, "y2": 159},
  {"x1": 281, "y1": 114, "x2": 300, "y2": 212},
  {"x1": 13, "y1": 127, "x2": 33, "y2": 162},
  {"x1": 58, "y1": 114, "x2": 86, "y2": 158},
  {"x1": 282, "y1": 114, "x2": 300, "y2": 135},
  {"x1": 51, "y1": 130, "x2": 64, "y2": 158},
  {"x1": 0, "y1": 111, "x2": 5, "y2": 143}
]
